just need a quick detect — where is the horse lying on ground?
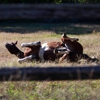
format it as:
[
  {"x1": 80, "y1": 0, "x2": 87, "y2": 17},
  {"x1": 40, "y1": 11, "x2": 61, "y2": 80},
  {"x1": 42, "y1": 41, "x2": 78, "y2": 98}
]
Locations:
[
  {"x1": 5, "y1": 33, "x2": 98, "y2": 63},
  {"x1": 5, "y1": 33, "x2": 80, "y2": 63},
  {"x1": 5, "y1": 41, "x2": 68, "y2": 63}
]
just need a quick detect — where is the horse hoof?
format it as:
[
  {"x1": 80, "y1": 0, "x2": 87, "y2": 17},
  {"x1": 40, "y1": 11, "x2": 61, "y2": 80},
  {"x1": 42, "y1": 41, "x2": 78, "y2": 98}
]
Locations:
[{"x1": 17, "y1": 59, "x2": 22, "y2": 64}]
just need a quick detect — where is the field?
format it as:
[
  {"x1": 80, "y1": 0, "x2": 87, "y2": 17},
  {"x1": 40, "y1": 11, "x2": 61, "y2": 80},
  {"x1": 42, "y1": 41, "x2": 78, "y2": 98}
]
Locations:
[{"x1": 0, "y1": 21, "x2": 100, "y2": 100}]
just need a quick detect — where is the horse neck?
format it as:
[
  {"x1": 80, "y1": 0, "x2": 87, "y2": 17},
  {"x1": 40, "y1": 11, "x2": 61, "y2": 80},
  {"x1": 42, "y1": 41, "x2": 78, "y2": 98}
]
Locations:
[
  {"x1": 15, "y1": 48, "x2": 24, "y2": 58},
  {"x1": 63, "y1": 40, "x2": 73, "y2": 46},
  {"x1": 63, "y1": 40, "x2": 83, "y2": 53}
]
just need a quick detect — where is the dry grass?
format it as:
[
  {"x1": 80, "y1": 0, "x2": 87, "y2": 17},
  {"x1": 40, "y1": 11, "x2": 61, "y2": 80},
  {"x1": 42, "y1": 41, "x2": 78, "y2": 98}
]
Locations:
[
  {"x1": 1, "y1": 31, "x2": 99, "y2": 67},
  {"x1": 0, "y1": 22, "x2": 100, "y2": 100}
]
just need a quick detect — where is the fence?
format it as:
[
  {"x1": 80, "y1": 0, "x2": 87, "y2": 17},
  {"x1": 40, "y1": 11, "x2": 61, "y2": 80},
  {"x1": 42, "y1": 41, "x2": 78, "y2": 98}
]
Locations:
[
  {"x1": 0, "y1": 4, "x2": 100, "y2": 81},
  {"x1": 0, "y1": 4, "x2": 100, "y2": 19},
  {"x1": 0, "y1": 66, "x2": 100, "y2": 81}
]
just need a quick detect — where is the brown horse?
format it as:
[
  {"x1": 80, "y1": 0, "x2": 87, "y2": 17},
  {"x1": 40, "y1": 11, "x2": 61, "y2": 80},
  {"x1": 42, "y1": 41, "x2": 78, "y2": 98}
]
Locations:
[
  {"x1": 5, "y1": 35, "x2": 78, "y2": 63},
  {"x1": 5, "y1": 33, "x2": 98, "y2": 63}
]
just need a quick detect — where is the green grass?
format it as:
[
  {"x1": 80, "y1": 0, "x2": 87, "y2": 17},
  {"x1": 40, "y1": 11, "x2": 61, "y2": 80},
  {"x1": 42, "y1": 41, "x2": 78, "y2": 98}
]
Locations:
[
  {"x1": 1, "y1": 81, "x2": 100, "y2": 100},
  {"x1": 0, "y1": 22, "x2": 100, "y2": 100}
]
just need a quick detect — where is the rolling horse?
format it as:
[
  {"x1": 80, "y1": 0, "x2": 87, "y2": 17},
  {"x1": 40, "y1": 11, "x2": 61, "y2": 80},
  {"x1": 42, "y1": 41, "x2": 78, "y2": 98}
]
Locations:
[{"x1": 5, "y1": 33, "x2": 98, "y2": 63}]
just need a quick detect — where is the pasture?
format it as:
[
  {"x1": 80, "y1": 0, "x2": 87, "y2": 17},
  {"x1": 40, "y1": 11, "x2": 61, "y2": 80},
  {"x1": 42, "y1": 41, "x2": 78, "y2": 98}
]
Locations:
[{"x1": 0, "y1": 21, "x2": 100, "y2": 100}]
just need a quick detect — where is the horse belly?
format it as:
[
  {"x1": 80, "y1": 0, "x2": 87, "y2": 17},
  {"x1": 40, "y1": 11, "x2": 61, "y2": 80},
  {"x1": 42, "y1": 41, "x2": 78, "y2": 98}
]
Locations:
[{"x1": 44, "y1": 50, "x2": 56, "y2": 61}]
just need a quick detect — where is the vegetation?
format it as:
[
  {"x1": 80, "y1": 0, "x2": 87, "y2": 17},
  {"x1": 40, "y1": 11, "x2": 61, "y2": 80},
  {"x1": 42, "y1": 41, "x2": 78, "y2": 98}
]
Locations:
[
  {"x1": 0, "y1": 0, "x2": 100, "y2": 3},
  {"x1": 0, "y1": 22, "x2": 100, "y2": 99}
]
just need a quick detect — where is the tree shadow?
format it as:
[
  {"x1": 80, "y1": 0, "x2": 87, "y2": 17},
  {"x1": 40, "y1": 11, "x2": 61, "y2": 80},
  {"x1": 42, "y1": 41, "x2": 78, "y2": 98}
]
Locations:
[{"x1": 0, "y1": 20, "x2": 100, "y2": 34}]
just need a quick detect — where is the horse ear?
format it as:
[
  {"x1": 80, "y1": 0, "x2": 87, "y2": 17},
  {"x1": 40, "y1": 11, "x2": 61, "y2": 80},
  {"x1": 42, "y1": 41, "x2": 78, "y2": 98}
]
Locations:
[
  {"x1": 15, "y1": 41, "x2": 18, "y2": 45},
  {"x1": 62, "y1": 33, "x2": 67, "y2": 38}
]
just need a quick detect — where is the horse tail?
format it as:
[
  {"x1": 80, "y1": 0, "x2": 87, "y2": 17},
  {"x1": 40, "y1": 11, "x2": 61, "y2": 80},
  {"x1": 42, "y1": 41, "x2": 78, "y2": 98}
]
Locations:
[
  {"x1": 67, "y1": 52, "x2": 98, "y2": 63},
  {"x1": 81, "y1": 54, "x2": 98, "y2": 63}
]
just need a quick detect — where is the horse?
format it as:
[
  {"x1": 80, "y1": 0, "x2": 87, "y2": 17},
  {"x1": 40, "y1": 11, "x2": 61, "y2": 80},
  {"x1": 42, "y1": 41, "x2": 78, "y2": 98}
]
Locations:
[
  {"x1": 5, "y1": 33, "x2": 79, "y2": 63},
  {"x1": 5, "y1": 33, "x2": 98, "y2": 63}
]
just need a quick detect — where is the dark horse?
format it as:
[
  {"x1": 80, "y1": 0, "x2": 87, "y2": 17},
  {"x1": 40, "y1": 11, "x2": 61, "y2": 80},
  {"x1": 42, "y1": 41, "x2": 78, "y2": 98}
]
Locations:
[{"x1": 5, "y1": 33, "x2": 98, "y2": 63}]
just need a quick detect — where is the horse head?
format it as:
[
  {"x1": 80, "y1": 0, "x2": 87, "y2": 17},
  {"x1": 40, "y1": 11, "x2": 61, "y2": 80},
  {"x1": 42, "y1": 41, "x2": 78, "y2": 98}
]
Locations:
[
  {"x1": 5, "y1": 41, "x2": 18, "y2": 54},
  {"x1": 61, "y1": 33, "x2": 83, "y2": 53},
  {"x1": 61, "y1": 33, "x2": 79, "y2": 42},
  {"x1": 5, "y1": 41, "x2": 24, "y2": 58}
]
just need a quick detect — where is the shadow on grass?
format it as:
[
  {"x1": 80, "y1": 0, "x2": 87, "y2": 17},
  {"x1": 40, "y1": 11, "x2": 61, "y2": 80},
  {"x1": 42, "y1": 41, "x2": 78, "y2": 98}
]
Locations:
[{"x1": 0, "y1": 20, "x2": 100, "y2": 35}]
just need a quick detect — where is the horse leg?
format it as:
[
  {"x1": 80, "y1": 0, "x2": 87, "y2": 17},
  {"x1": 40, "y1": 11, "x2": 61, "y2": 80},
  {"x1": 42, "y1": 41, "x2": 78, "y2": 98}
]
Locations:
[
  {"x1": 21, "y1": 41, "x2": 41, "y2": 47},
  {"x1": 17, "y1": 55, "x2": 36, "y2": 63},
  {"x1": 59, "y1": 53, "x2": 68, "y2": 62},
  {"x1": 59, "y1": 52, "x2": 80, "y2": 62},
  {"x1": 53, "y1": 47, "x2": 69, "y2": 55},
  {"x1": 53, "y1": 47, "x2": 70, "y2": 62}
]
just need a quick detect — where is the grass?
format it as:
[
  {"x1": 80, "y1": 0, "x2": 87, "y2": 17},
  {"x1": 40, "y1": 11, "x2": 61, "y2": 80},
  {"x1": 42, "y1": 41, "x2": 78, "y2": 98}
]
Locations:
[{"x1": 0, "y1": 22, "x2": 100, "y2": 100}]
